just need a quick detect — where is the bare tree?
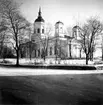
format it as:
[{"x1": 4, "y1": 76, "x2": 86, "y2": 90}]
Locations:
[
  {"x1": 78, "y1": 17, "x2": 103, "y2": 64},
  {"x1": 0, "y1": 20, "x2": 8, "y2": 58},
  {"x1": 79, "y1": 25, "x2": 90, "y2": 64},
  {"x1": 87, "y1": 18, "x2": 103, "y2": 61},
  {"x1": 0, "y1": 0, "x2": 30, "y2": 66}
]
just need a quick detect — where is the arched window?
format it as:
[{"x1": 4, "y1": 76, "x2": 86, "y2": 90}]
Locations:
[
  {"x1": 42, "y1": 29, "x2": 44, "y2": 33},
  {"x1": 50, "y1": 47, "x2": 52, "y2": 55},
  {"x1": 37, "y1": 28, "x2": 40, "y2": 33},
  {"x1": 54, "y1": 46, "x2": 56, "y2": 55},
  {"x1": 34, "y1": 50, "x2": 36, "y2": 57},
  {"x1": 38, "y1": 49, "x2": 40, "y2": 57},
  {"x1": 34, "y1": 29, "x2": 36, "y2": 34},
  {"x1": 41, "y1": 49, "x2": 44, "y2": 58},
  {"x1": 46, "y1": 48, "x2": 48, "y2": 56},
  {"x1": 60, "y1": 27, "x2": 63, "y2": 33}
]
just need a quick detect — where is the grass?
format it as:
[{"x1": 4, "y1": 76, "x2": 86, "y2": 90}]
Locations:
[{"x1": 0, "y1": 74, "x2": 103, "y2": 105}]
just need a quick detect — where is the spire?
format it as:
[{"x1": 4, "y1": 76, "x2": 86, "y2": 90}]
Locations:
[
  {"x1": 38, "y1": 7, "x2": 41, "y2": 16},
  {"x1": 35, "y1": 7, "x2": 45, "y2": 22}
]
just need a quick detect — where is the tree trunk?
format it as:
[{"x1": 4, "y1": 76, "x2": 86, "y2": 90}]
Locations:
[
  {"x1": 79, "y1": 49, "x2": 82, "y2": 59},
  {"x1": 16, "y1": 50, "x2": 19, "y2": 66},
  {"x1": 89, "y1": 53, "x2": 91, "y2": 61},
  {"x1": 43, "y1": 56, "x2": 46, "y2": 62},
  {"x1": 29, "y1": 48, "x2": 32, "y2": 60},
  {"x1": 102, "y1": 47, "x2": 103, "y2": 61},
  {"x1": 0, "y1": 42, "x2": 4, "y2": 58},
  {"x1": 89, "y1": 46, "x2": 94, "y2": 61},
  {"x1": 43, "y1": 49, "x2": 46, "y2": 62},
  {"x1": 86, "y1": 54, "x2": 89, "y2": 65},
  {"x1": 89, "y1": 49, "x2": 93, "y2": 61},
  {"x1": 91, "y1": 52, "x2": 93, "y2": 61}
]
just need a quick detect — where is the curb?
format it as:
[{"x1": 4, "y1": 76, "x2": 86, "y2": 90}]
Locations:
[{"x1": 0, "y1": 63, "x2": 96, "y2": 70}]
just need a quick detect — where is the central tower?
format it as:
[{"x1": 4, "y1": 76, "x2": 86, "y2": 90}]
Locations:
[
  {"x1": 32, "y1": 7, "x2": 45, "y2": 42},
  {"x1": 55, "y1": 21, "x2": 64, "y2": 39}
]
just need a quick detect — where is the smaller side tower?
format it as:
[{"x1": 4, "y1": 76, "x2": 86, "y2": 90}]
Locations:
[
  {"x1": 54, "y1": 21, "x2": 68, "y2": 59},
  {"x1": 55, "y1": 21, "x2": 64, "y2": 39},
  {"x1": 72, "y1": 25, "x2": 81, "y2": 40}
]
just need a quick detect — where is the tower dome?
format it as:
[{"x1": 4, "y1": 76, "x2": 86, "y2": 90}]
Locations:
[
  {"x1": 72, "y1": 25, "x2": 81, "y2": 39},
  {"x1": 55, "y1": 21, "x2": 64, "y2": 25},
  {"x1": 35, "y1": 7, "x2": 45, "y2": 23}
]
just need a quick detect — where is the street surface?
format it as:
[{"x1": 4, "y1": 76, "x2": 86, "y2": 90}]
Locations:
[{"x1": 0, "y1": 67, "x2": 103, "y2": 105}]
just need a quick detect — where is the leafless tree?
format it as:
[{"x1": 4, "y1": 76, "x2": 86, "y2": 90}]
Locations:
[
  {"x1": 0, "y1": 0, "x2": 30, "y2": 65},
  {"x1": 87, "y1": 18, "x2": 103, "y2": 61},
  {"x1": 78, "y1": 17, "x2": 103, "y2": 64},
  {"x1": 79, "y1": 25, "x2": 90, "y2": 64},
  {"x1": 0, "y1": 20, "x2": 8, "y2": 58}
]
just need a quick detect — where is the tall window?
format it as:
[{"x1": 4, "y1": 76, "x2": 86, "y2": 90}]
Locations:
[
  {"x1": 37, "y1": 28, "x2": 40, "y2": 33},
  {"x1": 34, "y1": 50, "x2": 36, "y2": 57},
  {"x1": 42, "y1": 29, "x2": 44, "y2": 33},
  {"x1": 60, "y1": 27, "x2": 63, "y2": 33},
  {"x1": 38, "y1": 49, "x2": 40, "y2": 57},
  {"x1": 41, "y1": 49, "x2": 44, "y2": 58},
  {"x1": 50, "y1": 47, "x2": 52, "y2": 55},
  {"x1": 54, "y1": 46, "x2": 56, "y2": 55},
  {"x1": 46, "y1": 48, "x2": 48, "y2": 56},
  {"x1": 34, "y1": 29, "x2": 36, "y2": 34}
]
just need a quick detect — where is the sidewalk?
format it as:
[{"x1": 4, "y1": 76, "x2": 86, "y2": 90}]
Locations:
[{"x1": 0, "y1": 67, "x2": 102, "y2": 76}]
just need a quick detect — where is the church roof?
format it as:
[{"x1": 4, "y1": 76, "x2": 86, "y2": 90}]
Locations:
[
  {"x1": 55, "y1": 21, "x2": 64, "y2": 25},
  {"x1": 73, "y1": 25, "x2": 78, "y2": 28},
  {"x1": 35, "y1": 16, "x2": 45, "y2": 22},
  {"x1": 35, "y1": 7, "x2": 45, "y2": 23}
]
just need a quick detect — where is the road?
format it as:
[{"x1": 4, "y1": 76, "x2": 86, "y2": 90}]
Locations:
[{"x1": 0, "y1": 67, "x2": 103, "y2": 105}]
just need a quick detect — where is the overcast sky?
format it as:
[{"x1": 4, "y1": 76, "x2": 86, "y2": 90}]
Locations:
[{"x1": 17, "y1": 0, "x2": 103, "y2": 27}]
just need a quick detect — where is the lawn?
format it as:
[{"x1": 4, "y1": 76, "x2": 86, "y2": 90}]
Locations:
[{"x1": 0, "y1": 74, "x2": 103, "y2": 105}]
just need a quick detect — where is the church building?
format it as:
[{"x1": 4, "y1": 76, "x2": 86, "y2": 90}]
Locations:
[{"x1": 20, "y1": 8, "x2": 83, "y2": 60}]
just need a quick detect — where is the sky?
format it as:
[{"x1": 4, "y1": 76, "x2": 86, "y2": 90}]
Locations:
[{"x1": 17, "y1": 0, "x2": 103, "y2": 27}]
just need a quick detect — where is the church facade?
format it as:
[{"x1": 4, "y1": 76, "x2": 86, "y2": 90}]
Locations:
[{"x1": 20, "y1": 8, "x2": 84, "y2": 60}]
